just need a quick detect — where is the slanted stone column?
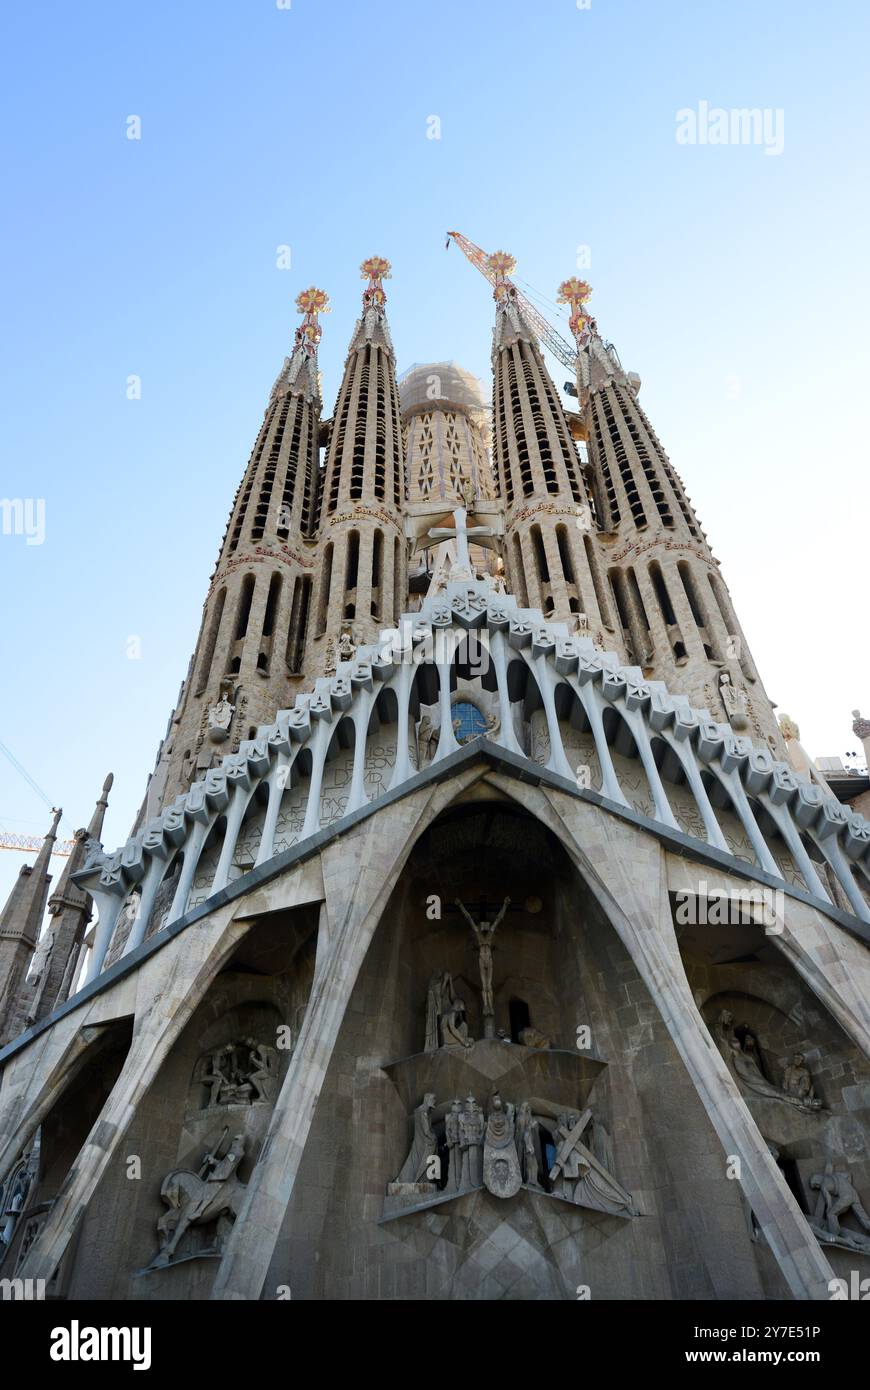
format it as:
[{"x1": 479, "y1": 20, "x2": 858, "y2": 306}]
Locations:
[
  {"x1": 488, "y1": 775, "x2": 838, "y2": 1301},
  {"x1": 211, "y1": 767, "x2": 482, "y2": 1300},
  {"x1": 16, "y1": 901, "x2": 245, "y2": 1284}
]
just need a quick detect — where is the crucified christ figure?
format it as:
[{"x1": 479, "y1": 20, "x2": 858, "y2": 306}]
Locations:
[{"x1": 455, "y1": 896, "x2": 511, "y2": 1019}]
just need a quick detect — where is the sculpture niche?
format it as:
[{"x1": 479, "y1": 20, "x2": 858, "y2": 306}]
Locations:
[
  {"x1": 196, "y1": 1037, "x2": 279, "y2": 1109},
  {"x1": 715, "y1": 1010, "x2": 823, "y2": 1113}
]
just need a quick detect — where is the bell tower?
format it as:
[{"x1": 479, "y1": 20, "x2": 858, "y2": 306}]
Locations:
[
  {"x1": 146, "y1": 289, "x2": 329, "y2": 814},
  {"x1": 490, "y1": 253, "x2": 610, "y2": 633},
  {"x1": 565, "y1": 280, "x2": 784, "y2": 751},
  {"x1": 307, "y1": 258, "x2": 406, "y2": 672}
]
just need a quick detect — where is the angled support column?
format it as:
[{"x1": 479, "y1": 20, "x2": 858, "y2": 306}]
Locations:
[
  {"x1": 17, "y1": 901, "x2": 244, "y2": 1284},
  {"x1": 714, "y1": 766, "x2": 780, "y2": 876},
  {"x1": 568, "y1": 673, "x2": 628, "y2": 807},
  {"x1": 489, "y1": 629, "x2": 524, "y2": 756},
  {"x1": 212, "y1": 785, "x2": 254, "y2": 894},
  {"x1": 256, "y1": 751, "x2": 296, "y2": 867},
  {"x1": 299, "y1": 717, "x2": 333, "y2": 840},
  {"x1": 487, "y1": 775, "x2": 838, "y2": 1301},
  {"x1": 167, "y1": 816, "x2": 215, "y2": 924},
  {"x1": 121, "y1": 853, "x2": 168, "y2": 958},
  {"x1": 532, "y1": 652, "x2": 575, "y2": 780},
  {"x1": 619, "y1": 706, "x2": 679, "y2": 830},
  {"x1": 759, "y1": 795, "x2": 832, "y2": 903},
  {"x1": 387, "y1": 659, "x2": 415, "y2": 789},
  {"x1": 211, "y1": 767, "x2": 483, "y2": 1301},
  {"x1": 661, "y1": 731, "x2": 729, "y2": 852},
  {"x1": 83, "y1": 888, "x2": 126, "y2": 985},
  {"x1": 345, "y1": 687, "x2": 376, "y2": 814},
  {"x1": 433, "y1": 649, "x2": 460, "y2": 763},
  {"x1": 815, "y1": 837, "x2": 870, "y2": 924}
]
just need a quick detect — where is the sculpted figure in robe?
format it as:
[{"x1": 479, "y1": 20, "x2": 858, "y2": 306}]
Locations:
[
  {"x1": 395, "y1": 1093, "x2": 439, "y2": 1186},
  {"x1": 445, "y1": 1098, "x2": 463, "y2": 1194},
  {"x1": 416, "y1": 716, "x2": 439, "y2": 765},
  {"x1": 717, "y1": 1011, "x2": 822, "y2": 1113},
  {"x1": 460, "y1": 1094, "x2": 485, "y2": 1188},
  {"x1": 516, "y1": 1101, "x2": 542, "y2": 1187},
  {"x1": 425, "y1": 969, "x2": 473, "y2": 1051}
]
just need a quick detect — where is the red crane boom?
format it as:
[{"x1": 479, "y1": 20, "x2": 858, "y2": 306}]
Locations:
[{"x1": 446, "y1": 230, "x2": 578, "y2": 372}]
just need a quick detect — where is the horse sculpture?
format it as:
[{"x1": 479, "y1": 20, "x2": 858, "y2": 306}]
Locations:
[{"x1": 145, "y1": 1129, "x2": 247, "y2": 1271}]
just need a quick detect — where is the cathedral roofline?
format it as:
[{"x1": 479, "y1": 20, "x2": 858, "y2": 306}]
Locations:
[
  {"x1": 3, "y1": 732, "x2": 866, "y2": 1073},
  {"x1": 68, "y1": 559, "x2": 870, "y2": 996}
]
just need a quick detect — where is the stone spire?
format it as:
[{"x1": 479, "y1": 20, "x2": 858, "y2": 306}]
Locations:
[
  {"x1": 570, "y1": 282, "x2": 783, "y2": 751},
  {"x1": 309, "y1": 258, "x2": 406, "y2": 667},
  {"x1": 148, "y1": 291, "x2": 330, "y2": 813},
  {"x1": 21, "y1": 772, "x2": 116, "y2": 1027},
  {"x1": 0, "y1": 806, "x2": 61, "y2": 1045},
  {"x1": 490, "y1": 252, "x2": 607, "y2": 632}
]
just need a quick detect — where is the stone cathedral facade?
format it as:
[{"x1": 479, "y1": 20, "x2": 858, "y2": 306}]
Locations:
[{"x1": 1, "y1": 255, "x2": 870, "y2": 1303}]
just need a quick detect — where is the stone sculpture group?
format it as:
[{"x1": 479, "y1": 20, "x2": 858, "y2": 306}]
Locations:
[{"x1": 388, "y1": 1091, "x2": 636, "y2": 1217}]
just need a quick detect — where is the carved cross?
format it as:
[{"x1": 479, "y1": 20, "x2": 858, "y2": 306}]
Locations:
[{"x1": 428, "y1": 507, "x2": 494, "y2": 575}]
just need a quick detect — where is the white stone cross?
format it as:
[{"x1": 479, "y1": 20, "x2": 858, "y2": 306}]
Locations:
[{"x1": 427, "y1": 508, "x2": 493, "y2": 576}]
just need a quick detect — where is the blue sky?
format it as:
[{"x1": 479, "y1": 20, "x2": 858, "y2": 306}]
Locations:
[{"x1": 1, "y1": 0, "x2": 868, "y2": 906}]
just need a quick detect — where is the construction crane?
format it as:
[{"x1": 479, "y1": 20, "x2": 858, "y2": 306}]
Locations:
[
  {"x1": 0, "y1": 830, "x2": 75, "y2": 857},
  {"x1": 446, "y1": 230, "x2": 580, "y2": 371}
]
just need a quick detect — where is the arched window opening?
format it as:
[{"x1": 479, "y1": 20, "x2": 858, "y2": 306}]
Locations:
[
  {"x1": 262, "y1": 572, "x2": 281, "y2": 638},
  {"x1": 512, "y1": 535, "x2": 529, "y2": 607},
  {"x1": 234, "y1": 574, "x2": 256, "y2": 640},
  {"x1": 649, "y1": 562, "x2": 676, "y2": 628},
  {"x1": 316, "y1": 543, "x2": 333, "y2": 637},
  {"x1": 196, "y1": 588, "x2": 226, "y2": 696},
  {"x1": 556, "y1": 525, "x2": 575, "y2": 583},
  {"x1": 371, "y1": 529, "x2": 383, "y2": 618},
  {"x1": 287, "y1": 575, "x2": 312, "y2": 674},
  {"x1": 584, "y1": 532, "x2": 612, "y2": 627},
  {"x1": 531, "y1": 526, "x2": 549, "y2": 583}
]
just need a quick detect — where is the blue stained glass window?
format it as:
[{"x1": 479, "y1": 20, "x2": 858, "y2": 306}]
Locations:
[{"x1": 453, "y1": 701, "x2": 488, "y2": 744}]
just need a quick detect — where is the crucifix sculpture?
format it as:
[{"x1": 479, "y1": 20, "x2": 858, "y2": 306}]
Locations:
[
  {"x1": 428, "y1": 507, "x2": 494, "y2": 580},
  {"x1": 455, "y1": 895, "x2": 511, "y2": 1037}
]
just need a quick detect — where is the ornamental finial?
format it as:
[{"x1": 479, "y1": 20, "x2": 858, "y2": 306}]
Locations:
[
  {"x1": 558, "y1": 278, "x2": 594, "y2": 346},
  {"x1": 360, "y1": 256, "x2": 391, "y2": 310},
  {"x1": 294, "y1": 286, "x2": 330, "y2": 356},
  {"x1": 485, "y1": 250, "x2": 517, "y2": 304}
]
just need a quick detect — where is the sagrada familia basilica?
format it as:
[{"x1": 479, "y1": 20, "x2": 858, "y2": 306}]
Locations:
[{"x1": 1, "y1": 250, "x2": 869, "y2": 1301}]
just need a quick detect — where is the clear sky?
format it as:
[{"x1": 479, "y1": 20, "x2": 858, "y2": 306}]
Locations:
[{"x1": 1, "y1": 0, "x2": 868, "y2": 910}]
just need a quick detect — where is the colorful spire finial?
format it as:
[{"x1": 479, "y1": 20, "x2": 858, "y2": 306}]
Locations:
[
  {"x1": 360, "y1": 256, "x2": 391, "y2": 310},
  {"x1": 558, "y1": 278, "x2": 594, "y2": 346},
  {"x1": 486, "y1": 251, "x2": 517, "y2": 304},
  {"x1": 294, "y1": 286, "x2": 330, "y2": 356}
]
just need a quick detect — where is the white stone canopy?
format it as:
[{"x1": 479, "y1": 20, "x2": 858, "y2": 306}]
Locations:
[{"x1": 75, "y1": 577, "x2": 870, "y2": 984}]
